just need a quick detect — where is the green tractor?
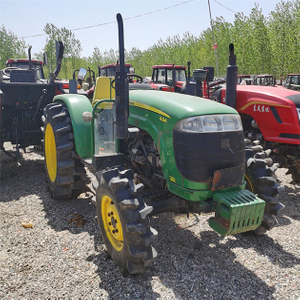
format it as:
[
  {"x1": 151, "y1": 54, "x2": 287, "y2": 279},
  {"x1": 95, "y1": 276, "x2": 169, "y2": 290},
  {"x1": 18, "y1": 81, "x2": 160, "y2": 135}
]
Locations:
[{"x1": 42, "y1": 14, "x2": 283, "y2": 274}]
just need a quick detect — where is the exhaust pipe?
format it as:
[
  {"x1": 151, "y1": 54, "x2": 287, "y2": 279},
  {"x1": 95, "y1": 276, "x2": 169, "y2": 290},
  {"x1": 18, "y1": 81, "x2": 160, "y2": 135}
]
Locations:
[
  {"x1": 28, "y1": 46, "x2": 33, "y2": 70},
  {"x1": 187, "y1": 61, "x2": 191, "y2": 83},
  {"x1": 115, "y1": 13, "x2": 129, "y2": 139},
  {"x1": 53, "y1": 41, "x2": 64, "y2": 79},
  {"x1": 225, "y1": 43, "x2": 237, "y2": 108}
]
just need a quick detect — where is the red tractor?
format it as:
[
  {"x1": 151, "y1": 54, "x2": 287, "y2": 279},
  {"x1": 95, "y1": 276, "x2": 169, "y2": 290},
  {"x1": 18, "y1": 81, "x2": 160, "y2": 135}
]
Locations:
[
  {"x1": 197, "y1": 48, "x2": 300, "y2": 182},
  {"x1": 149, "y1": 64, "x2": 187, "y2": 92}
]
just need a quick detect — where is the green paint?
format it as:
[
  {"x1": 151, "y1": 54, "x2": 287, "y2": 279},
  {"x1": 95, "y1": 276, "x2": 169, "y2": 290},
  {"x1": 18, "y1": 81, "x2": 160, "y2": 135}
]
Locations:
[
  {"x1": 209, "y1": 190, "x2": 265, "y2": 235},
  {"x1": 128, "y1": 89, "x2": 244, "y2": 197},
  {"x1": 167, "y1": 180, "x2": 246, "y2": 202},
  {"x1": 53, "y1": 94, "x2": 93, "y2": 158},
  {"x1": 62, "y1": 88, "x2": 266, "y2": 236}
]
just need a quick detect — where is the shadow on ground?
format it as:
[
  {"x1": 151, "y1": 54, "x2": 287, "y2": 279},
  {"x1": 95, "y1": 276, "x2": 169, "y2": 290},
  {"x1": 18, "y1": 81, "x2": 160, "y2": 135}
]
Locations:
[{"x1": 1, "y1": 147, "x2": 299, "y2": 299}]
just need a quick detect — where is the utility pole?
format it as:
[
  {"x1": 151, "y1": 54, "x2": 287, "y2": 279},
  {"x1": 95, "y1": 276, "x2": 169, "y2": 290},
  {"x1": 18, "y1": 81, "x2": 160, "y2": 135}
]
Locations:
[{"x1": 208, "y1": 0, "x2": 219, "y2": 77}]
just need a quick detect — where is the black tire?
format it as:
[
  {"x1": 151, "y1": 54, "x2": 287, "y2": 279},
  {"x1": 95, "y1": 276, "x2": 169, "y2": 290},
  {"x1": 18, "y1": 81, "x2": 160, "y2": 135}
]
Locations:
[
  {"x1": 42, "y1": 102, "x2": 85, "y2": 199},
  {"x1": 245, "y1": 141, "x2": 284, "y2": 235},
  {"x1": 95, "y1": 166, "x2": 157, "y2": 274}
]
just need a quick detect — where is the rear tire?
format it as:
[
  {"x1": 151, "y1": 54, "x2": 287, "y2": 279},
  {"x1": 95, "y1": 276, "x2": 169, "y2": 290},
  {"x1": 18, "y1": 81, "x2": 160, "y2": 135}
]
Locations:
[
  {"x1": 42, "y1": 102, "x2": 85, "y2": 199},
  {"x1": 245, "y1": 141, "x2": 284, "y2": 235},
  {"x1": 95, "y1": 166, "x2": 157, "y2": 274}
]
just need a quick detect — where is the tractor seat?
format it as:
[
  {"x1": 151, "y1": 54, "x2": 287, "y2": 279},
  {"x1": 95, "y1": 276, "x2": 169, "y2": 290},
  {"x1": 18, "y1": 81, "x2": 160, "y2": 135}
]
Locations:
[{"x1": 92, "y1": 77, "x2": 115, "y2": 106}]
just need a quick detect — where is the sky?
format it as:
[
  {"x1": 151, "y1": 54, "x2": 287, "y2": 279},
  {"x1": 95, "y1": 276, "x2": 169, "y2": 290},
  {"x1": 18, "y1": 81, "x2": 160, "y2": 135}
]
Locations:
[{"x1": 0, "y1": 0, "x2": 279, "y2": 58}]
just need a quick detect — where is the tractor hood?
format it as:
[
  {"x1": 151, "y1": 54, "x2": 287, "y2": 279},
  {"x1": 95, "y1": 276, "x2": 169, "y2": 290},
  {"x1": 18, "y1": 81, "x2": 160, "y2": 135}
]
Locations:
[
  {"x1": 236, "y1": 85, "x2": 300, "y2": 109},
  {"x1": 129, "y1": 89, "x2": 238, "y2": 122}
]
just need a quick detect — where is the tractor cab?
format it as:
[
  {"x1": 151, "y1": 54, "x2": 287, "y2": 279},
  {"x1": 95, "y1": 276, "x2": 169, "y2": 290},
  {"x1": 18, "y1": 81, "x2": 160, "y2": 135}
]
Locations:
[
  {"x1": 284, "y1": 74, "x2": 300, "y2": 91},
  {"x1": 4, "y1": 59, "x2": 46, "y2": 81},
  {"x1": 150, "y1": 64, "x2": 187, "y2": 92},
  {"x1": 98, "y1": 63, "x2": 134, "y2": 78},
  {"x1": 237, "y1": 75, "x2": 253, "y2": 85},
  {"x1": 254, "y1": 74, "x2": 275, "y2": 86}
]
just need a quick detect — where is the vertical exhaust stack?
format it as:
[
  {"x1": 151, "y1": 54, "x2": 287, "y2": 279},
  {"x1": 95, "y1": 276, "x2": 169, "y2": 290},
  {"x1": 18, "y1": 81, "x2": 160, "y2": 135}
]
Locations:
[
  {"x1": 225, "y1": 43, "x2": 237, "y2": 108},
  {"x1": 115, "y1": 13, "x2": 129, "y2": 139},
  {"x1": 193, "y1": 69, "x2": 207, "y2": 97},
  {"x1": 53, "y1": 41, "x2": 64, "y2": 79},
  {"x1": 187, "y1": 61, "x2": 191, "y2": 83},
  {"x1": 28, "y1": 46, "x2": 33, "y2": 70}
]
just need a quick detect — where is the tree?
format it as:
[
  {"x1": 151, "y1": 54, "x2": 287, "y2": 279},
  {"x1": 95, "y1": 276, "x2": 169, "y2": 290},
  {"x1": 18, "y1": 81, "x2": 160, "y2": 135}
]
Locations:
[
  {"x1": 43, "y1": 23, "x2": 82, "y2": 79},
  {"x1": 268, "y1": 0, "x2": 300, "y2": 77},
  {"x1": 0, "y1": 26, "x2": 27, "y2": 68}
]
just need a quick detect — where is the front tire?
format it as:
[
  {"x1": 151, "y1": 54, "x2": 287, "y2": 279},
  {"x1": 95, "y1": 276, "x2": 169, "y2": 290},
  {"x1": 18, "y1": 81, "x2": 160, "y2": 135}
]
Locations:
[
  {"x1": 245, "y1": 141, "x2": 284, "y2": 235},
  {"x1": 95, "y1": 166, "x2": 157, "y2": 274},
  {"x1": 42, "y1": 102, "x2": 85, "y2": 199}
]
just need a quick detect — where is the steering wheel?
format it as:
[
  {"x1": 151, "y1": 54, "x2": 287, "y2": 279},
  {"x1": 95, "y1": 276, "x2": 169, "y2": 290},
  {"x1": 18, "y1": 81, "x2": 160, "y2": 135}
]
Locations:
[
  {"x1": 127, "y1": 74, "x2": 143, "y2": 83},
  {"x1": 2, "y1": 67, "x2": 21, "y2": 77},
  {"x1": 111, "y1": 74, "x2": 143, "y2": 89}
]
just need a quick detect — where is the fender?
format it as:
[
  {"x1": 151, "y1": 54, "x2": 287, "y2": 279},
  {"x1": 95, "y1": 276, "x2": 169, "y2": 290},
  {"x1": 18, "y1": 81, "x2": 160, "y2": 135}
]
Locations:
[{"x1": 53, "y1": 94, "x2": 93, "y2": 158}]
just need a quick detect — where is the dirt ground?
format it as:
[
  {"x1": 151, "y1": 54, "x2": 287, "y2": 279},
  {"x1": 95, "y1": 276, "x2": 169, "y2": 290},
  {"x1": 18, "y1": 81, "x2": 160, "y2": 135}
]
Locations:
[{"x1": 0, "y1": 144, "x2": 299, "y2": 299}]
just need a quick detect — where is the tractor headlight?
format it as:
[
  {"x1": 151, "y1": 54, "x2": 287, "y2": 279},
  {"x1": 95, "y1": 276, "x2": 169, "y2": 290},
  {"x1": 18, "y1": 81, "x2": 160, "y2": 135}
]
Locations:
[{"x1": 174, "y1": 114, "x2": 242, "y2": 133}]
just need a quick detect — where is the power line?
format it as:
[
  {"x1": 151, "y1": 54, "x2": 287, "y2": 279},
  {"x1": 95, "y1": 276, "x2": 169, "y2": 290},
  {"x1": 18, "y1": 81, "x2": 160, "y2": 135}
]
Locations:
[
  {"x1": 20, "y1": 0, "x2": 195, "y2": 39},
  {"x1": 211, "y1": 0, "x2": 236, "y2": 14}
]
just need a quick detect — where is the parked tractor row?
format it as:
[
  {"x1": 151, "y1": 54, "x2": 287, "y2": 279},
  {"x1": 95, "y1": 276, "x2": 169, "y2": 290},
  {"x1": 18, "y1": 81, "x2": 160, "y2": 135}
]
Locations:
[{"x1": 1, "y1": 13, "x2": 299, "y2": 276}]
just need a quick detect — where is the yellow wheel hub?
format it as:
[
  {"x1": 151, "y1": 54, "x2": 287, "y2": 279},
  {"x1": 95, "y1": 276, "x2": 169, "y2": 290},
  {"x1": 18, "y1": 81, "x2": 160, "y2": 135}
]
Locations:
[
  {"x1": 45, "y1": 123, "x2": 57, "y2": 182},
  {"x1": 244, "y1": 174, "x2": 254, "y2": 193},
  {"x1": 101, "y1": 195, "x2": 123, "y2": 251}
]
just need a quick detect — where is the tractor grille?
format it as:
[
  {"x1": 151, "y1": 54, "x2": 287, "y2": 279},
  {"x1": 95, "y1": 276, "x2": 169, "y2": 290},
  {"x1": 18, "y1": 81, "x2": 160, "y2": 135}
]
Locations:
[{"x1": 173, "y1": 130, "x2": 245, "y2": 182}]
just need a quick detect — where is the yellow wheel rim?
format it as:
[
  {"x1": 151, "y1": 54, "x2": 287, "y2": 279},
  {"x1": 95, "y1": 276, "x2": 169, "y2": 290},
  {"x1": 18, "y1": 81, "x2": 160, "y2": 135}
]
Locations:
[
  {"x1": 244, "y1": 174, "x2": 254, "y2": 193},
  {"x1": 45, "y1": 123, "x2": 57, "y2": 182},
  {"x1": 101, "y1": 195, "x2": 123, "y2": 251}
]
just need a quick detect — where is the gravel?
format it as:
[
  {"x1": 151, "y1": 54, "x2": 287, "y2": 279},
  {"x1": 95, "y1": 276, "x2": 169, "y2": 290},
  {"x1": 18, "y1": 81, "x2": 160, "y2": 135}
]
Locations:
[{"x1": 0, "y1": 143, "x2": 299, "y2": 299}]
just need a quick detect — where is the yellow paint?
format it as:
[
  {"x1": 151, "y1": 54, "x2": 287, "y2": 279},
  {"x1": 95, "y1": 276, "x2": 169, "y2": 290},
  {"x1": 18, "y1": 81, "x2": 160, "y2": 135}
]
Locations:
[
  {"x1": 92, "y1": 77, "x2": 115, "y2": 106},
  {"x1": 169, "y1": 175, "x2": 176, "y2": 183},
  {"x1": 45, "y1": 124, "x2": 57, "y2": 182},
  {"x1": 239, "y1": 101, "x2": 290, "y2": 111},
  {"x1": 244, "y1": 174, "x2": 254, "y2": 193},
  {"x1": 101, "y1": 195, "x2": 123, "y2": 251},
  {"x1": 159, "y1": 116, "x2": 167, "y2": 123},
  {"x1": 129, "y1": 100, "x2": 170, "y2": 119}
]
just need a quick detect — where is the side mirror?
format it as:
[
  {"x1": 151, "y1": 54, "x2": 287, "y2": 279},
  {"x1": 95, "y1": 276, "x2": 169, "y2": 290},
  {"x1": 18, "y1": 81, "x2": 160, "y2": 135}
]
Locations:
[
  {"x1": 43, "y1": 52, "x2": 48, "y2": 66},
  {"x1": 82, "y1": 111, "x2": 93, "y2": 123}
]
